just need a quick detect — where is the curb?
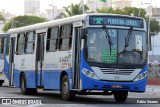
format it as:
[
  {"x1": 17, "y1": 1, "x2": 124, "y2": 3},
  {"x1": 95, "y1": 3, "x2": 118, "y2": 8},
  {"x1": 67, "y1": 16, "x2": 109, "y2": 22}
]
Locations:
[{"x1": 146, "y1": 85, "x2": 160, "y2": 96}]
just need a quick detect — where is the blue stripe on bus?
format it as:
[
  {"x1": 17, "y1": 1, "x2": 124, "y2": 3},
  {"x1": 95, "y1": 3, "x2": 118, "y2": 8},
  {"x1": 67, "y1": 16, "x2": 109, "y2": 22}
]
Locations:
[
  {"x1": 4, "y1": 56, "x2": 9, "y2": 79},
  {"x1": 13, "y1": 68, "x2": 72, "y2": 89}
]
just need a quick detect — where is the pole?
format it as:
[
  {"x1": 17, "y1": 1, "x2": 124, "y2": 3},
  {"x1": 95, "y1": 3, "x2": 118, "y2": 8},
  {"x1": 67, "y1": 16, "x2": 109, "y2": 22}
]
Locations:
[
  {"x1": 52, "y1": 0, "x2": 54, "y2": 19},
  {"x1": 148, "y1": 0, "x2": 152, "y2": 53},
  {"x1": 111, "y1": 0, "x2": 112, "y2": 8},
  {"x1": 138, "y1": 0, "x2": 143, "y2": 17},
  {"x1": 82, "y1": 0, "x2": 84, "y2": 14},
  {"x1": 52, "y1": 6, "x2": 54, "y2": 19}
]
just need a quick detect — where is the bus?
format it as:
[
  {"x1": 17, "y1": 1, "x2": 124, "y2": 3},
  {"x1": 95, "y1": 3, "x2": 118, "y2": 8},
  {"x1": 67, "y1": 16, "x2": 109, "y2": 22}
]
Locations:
[
  {"x1": 5, "y1": 13, "x2": 148, "y2": 102},
  {"x1": 0, "y1": 33, "x2": 9, "y2": 86}
]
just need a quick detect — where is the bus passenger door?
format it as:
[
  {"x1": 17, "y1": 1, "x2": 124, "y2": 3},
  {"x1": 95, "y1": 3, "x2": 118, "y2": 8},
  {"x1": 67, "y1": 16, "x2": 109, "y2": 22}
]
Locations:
[
  {"x1": 9, "y1": 37, "x2": 16, "y2": 86},
  {"x1": 36, "y1": 33, "x2": 45, "y2": 87},
  {"x1": 73, "y1": 27, "x2": 81, "y2": 89}
]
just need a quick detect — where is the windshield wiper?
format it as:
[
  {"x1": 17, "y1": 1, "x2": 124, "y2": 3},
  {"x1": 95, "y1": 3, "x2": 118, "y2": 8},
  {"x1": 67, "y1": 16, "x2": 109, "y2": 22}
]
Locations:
[
  {"x1": 124, "y1": 27, "x2": 133, "y2": 51},
  {"x1": 103, "y1": 25, "x2": 113, "y2": 55}
]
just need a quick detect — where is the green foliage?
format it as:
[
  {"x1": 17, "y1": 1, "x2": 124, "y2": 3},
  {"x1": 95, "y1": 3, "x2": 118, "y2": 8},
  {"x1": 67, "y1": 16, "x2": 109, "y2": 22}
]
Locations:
[
  {"x1": 97, "y1": 7, "x2": 146, "y2": 18},
  {"x1": 54, "y1": 3, "x2": 89, "y2": 20},
  {"x1": 122, "y1": 7, "x2": 146, "y2": 18},
  {"x1": 64, "y1": 3, "x2": 89, "y2": 17},
  {"x1": 96, "y1": 8, "x2": 112, "y2": 13},
  {"x1": 0, "y1": 12, "x2": 6, "y2": 22},
  {"x1": 100, "y1": 0, "x2": 107, "y2": 2},
  {"x1": 54, "y1": 12, "x2": 67, "y2": 20},
  {"x1": 3, "y1": 15, "x2": 47, "y2": 32},
  {"x1": 150, "y1": 19, "x2": 160, "y2": 36}
]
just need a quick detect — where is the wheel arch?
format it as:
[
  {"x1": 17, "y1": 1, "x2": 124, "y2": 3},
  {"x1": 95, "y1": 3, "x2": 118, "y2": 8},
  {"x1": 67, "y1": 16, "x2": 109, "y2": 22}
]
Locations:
[
  {"x1": 19, "y1": 71, "x2": 25, "y2": 87},
  {"x1": 60, "y1": 71, "x2": 68, "y2": 91}
]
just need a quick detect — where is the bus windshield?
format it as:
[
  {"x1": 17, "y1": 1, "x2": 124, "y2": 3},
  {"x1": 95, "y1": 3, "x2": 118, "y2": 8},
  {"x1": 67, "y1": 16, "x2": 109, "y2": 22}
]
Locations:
[{"x1": 84, "y1": 28, "x2": 147, "y2": 65}]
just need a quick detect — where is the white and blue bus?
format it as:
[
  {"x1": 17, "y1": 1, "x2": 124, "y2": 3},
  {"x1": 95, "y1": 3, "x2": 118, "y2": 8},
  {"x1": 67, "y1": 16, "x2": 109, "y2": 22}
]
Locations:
[
  {"x1": 0, "y1": 33, "x2": 9, "y2": 86},
  {"x1": 5, "y1": 13, "x2": 148, "y2": 102}
]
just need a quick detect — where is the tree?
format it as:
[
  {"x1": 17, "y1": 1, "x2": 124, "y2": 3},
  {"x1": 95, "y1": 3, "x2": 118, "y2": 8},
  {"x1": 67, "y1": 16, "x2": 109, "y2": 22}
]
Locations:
[
  {"x1": 150, "y1": 19, "x2": 160, "y2": 36},
  {"x1": 96, "y1": 7, "x2": 160, "y2": 35},
  {"x1": 64, "y1": 3, "x2": 89, "y2": 17},
  {"x1": 0, "y1": 12, "x2": 6, "y2": 23},
  {"x1": 122, "y1": 7, "x2": 146, "y2": 18},
  {"x1": 97, "y1": 7, "x2": 146, "y2": 17},
  {"x1": 54, "y1": 3, "x2": 89, "y2": 20},
  {"x1": 54, "y1": 12, "x2": 66, "y2": 20},
  {"x1": 3, "y1": 15, "x2": 47, "y2": 32},
  {"x1": 96, "y1": 7, "x2": 112, "y2": 13}
]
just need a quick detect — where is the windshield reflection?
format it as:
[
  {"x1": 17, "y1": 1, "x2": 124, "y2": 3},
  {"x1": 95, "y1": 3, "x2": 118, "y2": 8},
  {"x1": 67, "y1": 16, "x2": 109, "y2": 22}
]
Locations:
[{"x1": 84, "y1": 28, "x2": 147, "y2": 65}]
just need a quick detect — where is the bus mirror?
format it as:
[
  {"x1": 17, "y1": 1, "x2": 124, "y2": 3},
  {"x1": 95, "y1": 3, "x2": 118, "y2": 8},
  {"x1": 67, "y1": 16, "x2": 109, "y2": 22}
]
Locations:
[{"x1": 80, "y1": 29, "x2": 87, "y2": 39}]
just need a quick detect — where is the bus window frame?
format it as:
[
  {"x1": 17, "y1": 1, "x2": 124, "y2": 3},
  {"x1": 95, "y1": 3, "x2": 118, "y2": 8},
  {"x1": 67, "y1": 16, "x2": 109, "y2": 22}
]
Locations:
[
  {"x1": 16, "y1": 33, "x2": 25, "y2": 55},
  {"x1": 59, "y1": 24, "x2": 73, "y2": 51},
  {"x1": 0, "y1": 37, "x2": 5, "y2": 54},
  {"x1": 46, "y1": 26, "x2": 59, "y2": 52},
  {"x1": 24, "y1": 31, "x2": 35, "y2": 54}
]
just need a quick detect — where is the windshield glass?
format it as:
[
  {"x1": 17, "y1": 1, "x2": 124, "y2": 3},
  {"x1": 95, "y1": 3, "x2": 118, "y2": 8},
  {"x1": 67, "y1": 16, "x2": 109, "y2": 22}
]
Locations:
[{"x1": 84, "y1": 28, "x2": 147, "y2": 65}]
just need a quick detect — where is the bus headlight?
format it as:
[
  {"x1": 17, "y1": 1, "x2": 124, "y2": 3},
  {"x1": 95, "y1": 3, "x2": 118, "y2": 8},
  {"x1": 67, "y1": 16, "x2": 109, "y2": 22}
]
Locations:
[
  {"x1": 91, "y1": 73, "x2": 95, "y2": 78},
  {"x1": 82, "y1": 68, "x2": 99, "y2": 80},
  {"x1": 86, "y1": 71, "x2": 90, "y2": 75},
  {"x1": 137, "y1": 75, "x2": 141, "y2": 80},
  {"x1": 134, "y1": 71, "x2": 147, "y2": 81}
]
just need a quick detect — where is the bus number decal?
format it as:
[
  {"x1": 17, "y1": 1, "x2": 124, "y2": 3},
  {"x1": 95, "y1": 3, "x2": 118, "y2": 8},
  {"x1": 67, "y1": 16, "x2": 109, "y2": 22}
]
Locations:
[{"x1": 114, "y1": 76, "x2": 120, "y2": 80}]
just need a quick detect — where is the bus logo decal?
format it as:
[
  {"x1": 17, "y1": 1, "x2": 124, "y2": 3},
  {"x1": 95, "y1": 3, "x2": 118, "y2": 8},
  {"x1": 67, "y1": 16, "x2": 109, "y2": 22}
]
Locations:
[{"x1": 115, "y1": 69, "x2": 119, "y2": 74}]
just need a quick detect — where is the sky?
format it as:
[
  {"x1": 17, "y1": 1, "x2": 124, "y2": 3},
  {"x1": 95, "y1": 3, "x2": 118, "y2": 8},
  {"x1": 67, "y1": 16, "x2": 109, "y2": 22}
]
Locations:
[
  {"x1": 0, "y1": 0, "x2": 83, "y2": 15},
  {"x1": 0, "y1": 0, "x2": 159, "y2": 15}
]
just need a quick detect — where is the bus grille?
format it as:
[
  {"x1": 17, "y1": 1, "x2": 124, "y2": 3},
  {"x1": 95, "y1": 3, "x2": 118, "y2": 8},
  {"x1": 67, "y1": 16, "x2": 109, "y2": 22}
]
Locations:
[{"x1": 100, "y1": 68, "x2": 135, "y2": 75}]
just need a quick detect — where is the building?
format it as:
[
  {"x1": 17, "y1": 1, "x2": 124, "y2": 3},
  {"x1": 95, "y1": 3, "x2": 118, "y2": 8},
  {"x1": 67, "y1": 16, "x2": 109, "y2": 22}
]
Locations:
[
  {"x1": 43, "y1": 7, "x2": 65, "y2": 21},
  {"x1": 24, "y1": 0, "x2": 40, "y2": 16},
  {"x1": 0, "y1": 9, "x2": 16, "y2": 21},
  {"x1": 112, "y1": 0, "x2": 132, "y2": 9},
  {"x1": 86, "y1": 0, "x2": 112, "y2": 12},
  {"x1": 151, "y1": 8, "x2": 160, "y2": 16},
  {"x1": 0, "y1": 9, "x2": 16, "y2": 32}
]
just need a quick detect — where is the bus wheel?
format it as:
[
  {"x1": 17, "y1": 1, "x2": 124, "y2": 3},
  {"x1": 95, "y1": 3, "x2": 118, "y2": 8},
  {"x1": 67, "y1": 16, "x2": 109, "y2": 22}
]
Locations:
[
  {"x1": 0, "y1": 82, "x2": 2, "y2": 86},
  {"x1": 113, "y1": 91, "x2": 128, "y2": 102},
  {"x1": 61, "y1": 75, "x2": 75, "y2": 101},
  {"x1": 20, "y1": 73, "x2": 30, "y2": 95}
]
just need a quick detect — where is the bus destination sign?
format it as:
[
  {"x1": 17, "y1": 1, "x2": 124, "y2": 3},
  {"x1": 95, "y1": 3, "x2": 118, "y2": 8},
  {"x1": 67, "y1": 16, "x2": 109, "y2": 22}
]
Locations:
[{"x1": 89, "y1": 16, "x2": 144, "y2": 28}]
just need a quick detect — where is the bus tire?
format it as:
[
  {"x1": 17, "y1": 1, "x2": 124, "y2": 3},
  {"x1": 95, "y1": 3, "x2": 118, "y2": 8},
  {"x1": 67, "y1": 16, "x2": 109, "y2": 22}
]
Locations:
[
  {"x1": 61, "y1": 75, "x2": 75, "y2": 101},
  {"x1": 20, "y1": 74, "x2": 38, "y2": 95},
  {"x1": 113, "y1": 91, "x2": 128, "y2": 102},
  {"x1": 20, "y1": 73, "x2": 30, "y2": 95},
  {"x1": 0, "y1": 82, "x2": 2, "y2": 86}
]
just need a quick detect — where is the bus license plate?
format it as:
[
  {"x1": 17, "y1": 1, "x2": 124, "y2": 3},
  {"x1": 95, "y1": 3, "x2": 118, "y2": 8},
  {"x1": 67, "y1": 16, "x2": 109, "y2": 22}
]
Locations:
[{"x1": 111, "y1": 84, "x2": 122, "y2": 88}]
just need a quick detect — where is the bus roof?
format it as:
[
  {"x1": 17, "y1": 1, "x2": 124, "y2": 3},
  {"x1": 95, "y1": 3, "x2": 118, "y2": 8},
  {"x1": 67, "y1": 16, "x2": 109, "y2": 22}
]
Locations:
[{"x1": 7, "y1": 13, "x2": 145, "y2": 34}]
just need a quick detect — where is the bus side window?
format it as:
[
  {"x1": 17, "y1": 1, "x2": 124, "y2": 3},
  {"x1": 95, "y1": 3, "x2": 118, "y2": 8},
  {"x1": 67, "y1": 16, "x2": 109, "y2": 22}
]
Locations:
[
  {"x1": 0, "y1": 38, "x2": 4, "y2": 54},
  {"x1": 24, "y1": 31, "x2": 35, "y2": 54},
  {"x1": 5, "y1": 37, "x2": 10, "y2": 55},
  {"x1": 59, "y1": 24, "x2": 72, "y2": 50},
  {"x1": 46, "y1": 27, "x2": 59, "y2": 52},
  {"x1": 16, "y1": 33, "x2": 25, "y2": 55}
]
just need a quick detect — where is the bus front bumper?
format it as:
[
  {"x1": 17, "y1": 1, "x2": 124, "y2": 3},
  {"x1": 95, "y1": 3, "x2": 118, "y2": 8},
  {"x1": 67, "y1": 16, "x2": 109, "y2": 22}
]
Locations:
[{"x1": 81, "y1": 75, "x2": 147, "y2": 92}]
